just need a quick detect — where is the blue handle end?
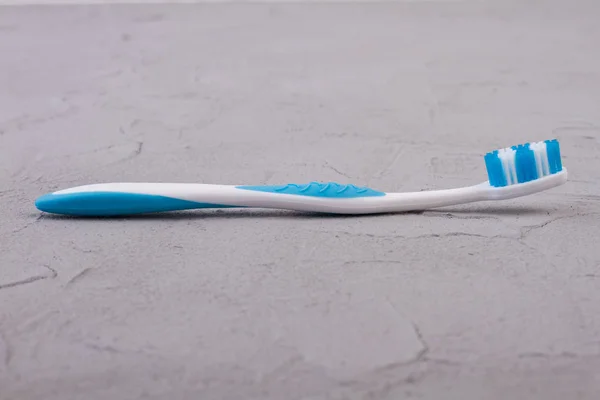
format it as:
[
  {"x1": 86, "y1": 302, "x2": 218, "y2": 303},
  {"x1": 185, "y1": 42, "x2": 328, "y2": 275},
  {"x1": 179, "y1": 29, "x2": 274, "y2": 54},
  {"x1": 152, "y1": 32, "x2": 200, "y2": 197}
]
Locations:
[{"x1": 35, "y1": 192, "x2": 233, "y2": 216}]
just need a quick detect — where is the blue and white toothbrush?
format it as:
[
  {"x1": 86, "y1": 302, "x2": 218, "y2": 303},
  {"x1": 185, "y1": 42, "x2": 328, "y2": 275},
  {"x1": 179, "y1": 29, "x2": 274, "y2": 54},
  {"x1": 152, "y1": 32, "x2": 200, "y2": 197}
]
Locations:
[{"x1": 35, "y1": 139, "x2": 567, "y2": 217}]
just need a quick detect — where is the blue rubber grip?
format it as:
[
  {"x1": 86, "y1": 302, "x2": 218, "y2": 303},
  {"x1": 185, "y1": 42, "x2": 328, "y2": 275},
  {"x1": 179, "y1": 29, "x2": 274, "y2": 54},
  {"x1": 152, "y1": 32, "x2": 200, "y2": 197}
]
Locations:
[
  {"x1": 236, "y1": 182, "x2": 385, "y2": 198},
  {"x1": 35, "y1": 192, "x2": 234, "y2": 216}
]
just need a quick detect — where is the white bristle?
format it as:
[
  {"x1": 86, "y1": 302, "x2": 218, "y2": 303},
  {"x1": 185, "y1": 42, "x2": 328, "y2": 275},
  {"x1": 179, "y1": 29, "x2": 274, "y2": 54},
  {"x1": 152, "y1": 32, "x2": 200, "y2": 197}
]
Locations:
[
  {"x1": 529, "y1": 141, "x2": 543, "y2": 177},
  {"x1": 497, "y1": 149, "x2": 510, "y2": 185},
  {"x1": 529, "y1": 141, "x2": 550, "y2": 177},
  {"x1": 509, "y1": 149, "x2": 517, "y2": 184},
  {"x1": 540, "y1": 142, "x2": 550, "y2": 176},
  {"x1": 498, "y1": 147, "x2": 517, "y2": 185}
]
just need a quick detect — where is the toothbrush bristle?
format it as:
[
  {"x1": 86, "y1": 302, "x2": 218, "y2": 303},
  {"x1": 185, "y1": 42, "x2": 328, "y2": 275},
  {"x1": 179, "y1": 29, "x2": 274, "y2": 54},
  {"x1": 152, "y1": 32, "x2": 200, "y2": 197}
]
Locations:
[{"x1": 484, "y1": 139, "x2": 562, "y2": 187}]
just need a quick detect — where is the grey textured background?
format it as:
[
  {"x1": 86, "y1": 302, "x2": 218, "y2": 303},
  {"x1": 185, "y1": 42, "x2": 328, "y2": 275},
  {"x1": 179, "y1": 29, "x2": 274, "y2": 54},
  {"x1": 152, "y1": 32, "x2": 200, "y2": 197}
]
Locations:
[{"x1": 1, "y1": 1, "x2": 600, "y2": 399}]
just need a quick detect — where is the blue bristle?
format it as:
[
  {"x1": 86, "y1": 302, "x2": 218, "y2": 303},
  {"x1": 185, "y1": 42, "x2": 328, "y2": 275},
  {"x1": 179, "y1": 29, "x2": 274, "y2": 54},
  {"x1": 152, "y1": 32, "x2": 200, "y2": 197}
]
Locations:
[
  {"x1": 545, "y1": 139, "x2": 563, "y2": 173},
  {"x1": 484, "y1": 150, "x2": 506, "y2": 187},
  {"x1": 484, "y1": 152, "x2": 496, "y2": 186},
  {"x1": 515, "y1": 143, "x2": 538, "y2": 183}
]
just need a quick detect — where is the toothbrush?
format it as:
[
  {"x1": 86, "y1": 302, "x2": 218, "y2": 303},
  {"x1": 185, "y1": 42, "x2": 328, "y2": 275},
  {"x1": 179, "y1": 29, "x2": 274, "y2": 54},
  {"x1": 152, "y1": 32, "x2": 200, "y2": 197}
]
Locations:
[{"x1": 34, "y1": 139, "x2": 567, "y2": 217}]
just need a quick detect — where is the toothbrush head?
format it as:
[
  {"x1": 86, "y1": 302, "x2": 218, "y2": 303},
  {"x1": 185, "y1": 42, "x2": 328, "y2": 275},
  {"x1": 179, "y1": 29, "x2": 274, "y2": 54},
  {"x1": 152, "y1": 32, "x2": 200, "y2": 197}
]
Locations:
[{"x1": 484, "y1": 139, "x2": 563, "y2": 188}]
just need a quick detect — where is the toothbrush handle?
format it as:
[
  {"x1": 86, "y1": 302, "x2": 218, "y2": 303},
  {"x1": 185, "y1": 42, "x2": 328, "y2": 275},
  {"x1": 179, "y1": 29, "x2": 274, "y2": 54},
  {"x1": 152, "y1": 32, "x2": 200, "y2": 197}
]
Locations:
[{"x1": 35, "y1": 181, "x2": 401, "y2": 216}]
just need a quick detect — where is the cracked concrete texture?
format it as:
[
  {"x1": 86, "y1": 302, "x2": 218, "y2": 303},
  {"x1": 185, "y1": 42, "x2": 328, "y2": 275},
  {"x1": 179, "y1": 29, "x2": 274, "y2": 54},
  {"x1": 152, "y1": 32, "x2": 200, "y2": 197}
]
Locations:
[{"x1": 1, "y1": 1, "x2": 600, "y2": 399}]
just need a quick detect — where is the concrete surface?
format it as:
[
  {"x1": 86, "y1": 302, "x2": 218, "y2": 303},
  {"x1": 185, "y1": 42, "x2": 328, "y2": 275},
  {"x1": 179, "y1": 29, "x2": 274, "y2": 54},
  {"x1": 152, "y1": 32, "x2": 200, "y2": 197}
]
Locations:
[{"x1": 1, "y1": 1, "x2": 600, "y2": 399}]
